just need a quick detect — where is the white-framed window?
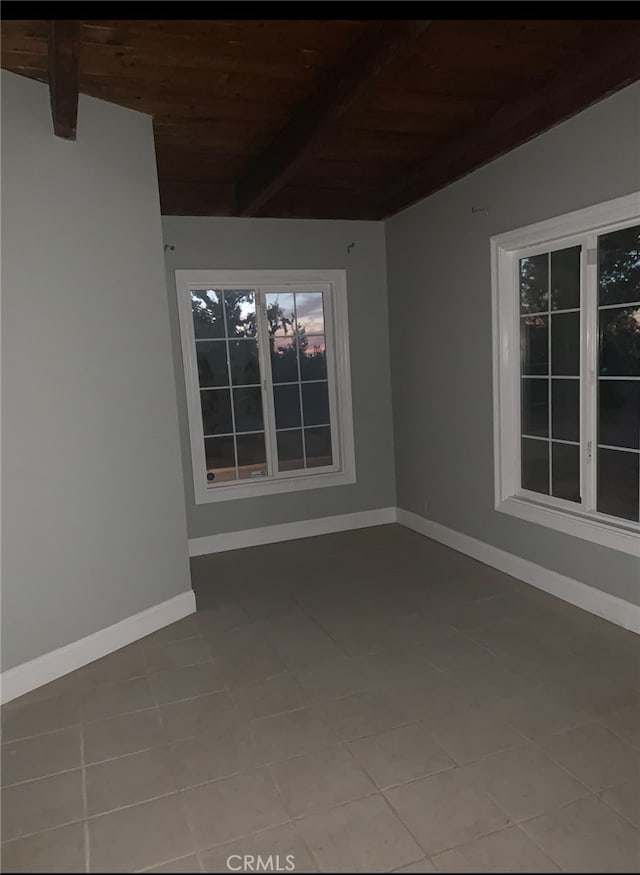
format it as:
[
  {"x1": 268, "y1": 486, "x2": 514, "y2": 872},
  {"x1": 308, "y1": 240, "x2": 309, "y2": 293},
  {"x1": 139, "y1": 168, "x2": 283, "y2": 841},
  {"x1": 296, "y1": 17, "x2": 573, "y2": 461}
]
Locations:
[
  {"x1": 492, "y1": 192, "x2": 640, "y2": 557},
  {"x1": 176, "y1": 269, "x2": 356, "y2": 503}
]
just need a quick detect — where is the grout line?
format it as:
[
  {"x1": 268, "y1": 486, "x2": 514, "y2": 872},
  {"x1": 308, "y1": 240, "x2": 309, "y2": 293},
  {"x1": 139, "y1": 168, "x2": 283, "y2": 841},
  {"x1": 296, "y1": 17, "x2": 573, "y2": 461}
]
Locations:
[{"x1": 79, "y1": 727, "x2": 91, "y2": 873}]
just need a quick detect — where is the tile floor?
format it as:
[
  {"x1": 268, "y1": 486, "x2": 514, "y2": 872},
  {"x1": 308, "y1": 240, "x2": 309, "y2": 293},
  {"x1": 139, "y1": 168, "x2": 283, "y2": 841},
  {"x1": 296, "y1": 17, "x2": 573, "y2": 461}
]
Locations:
[{"x1": 1, "y1": 524, "x2": 639, "y2": 873}]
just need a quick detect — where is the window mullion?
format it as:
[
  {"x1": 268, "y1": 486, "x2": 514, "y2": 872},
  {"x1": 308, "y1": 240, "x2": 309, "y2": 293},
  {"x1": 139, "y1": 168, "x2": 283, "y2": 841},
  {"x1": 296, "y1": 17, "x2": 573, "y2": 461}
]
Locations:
[
  {"x1": 583, "y1": 233, "x2": 599, "y2": 513},
  {"x1": 256, "y1": 288, "x2": 279, "y2": 478}
]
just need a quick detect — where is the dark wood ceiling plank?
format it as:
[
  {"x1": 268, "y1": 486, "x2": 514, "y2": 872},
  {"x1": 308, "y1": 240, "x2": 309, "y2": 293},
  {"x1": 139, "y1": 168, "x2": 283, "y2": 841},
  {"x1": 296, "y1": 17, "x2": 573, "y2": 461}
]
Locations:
[
  {"x1": 379, "y1": 25, "x2": 640, "y2": 218},
  {"x1": 234, "y1": 19, "x2": 432, "y2": 217},
  {"x1": 47, "y1": 20, "x2": 81, "y2": 139}
]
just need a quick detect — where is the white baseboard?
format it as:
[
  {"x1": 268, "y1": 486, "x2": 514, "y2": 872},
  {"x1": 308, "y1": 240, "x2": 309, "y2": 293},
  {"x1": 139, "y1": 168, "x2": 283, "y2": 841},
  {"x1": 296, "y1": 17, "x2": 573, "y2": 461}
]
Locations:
[
  {"x1": 1, "y1": 590, "x2": 196, "y2": 705},
  {"x1": 5, "y1": 506, "x2": 636, "y2": 705},
  {"x1": 397, "y1": 508, "x2": 640, "y2": 634},
  {"x1": 188, "y1": 506, "x2": 398, "y2": 557}
]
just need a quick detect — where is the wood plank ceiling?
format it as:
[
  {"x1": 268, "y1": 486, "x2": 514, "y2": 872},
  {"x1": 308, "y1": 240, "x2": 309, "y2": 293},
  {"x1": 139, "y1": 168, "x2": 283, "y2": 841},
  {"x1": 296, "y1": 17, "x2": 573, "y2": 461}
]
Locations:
[{"x1": 2, "y1": 18, "x2": 639, "y2": 219}]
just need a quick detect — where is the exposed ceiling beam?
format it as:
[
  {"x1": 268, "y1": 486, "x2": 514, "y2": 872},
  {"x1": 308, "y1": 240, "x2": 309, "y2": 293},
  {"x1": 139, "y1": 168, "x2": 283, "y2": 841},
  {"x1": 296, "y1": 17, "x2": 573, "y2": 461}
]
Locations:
[
  {"x1": 47, "y1": 20, "x2": 81, "y2": 139},
  {"x1": 234, "y1": 19, "x2": 432, "y2": 217},
  {"x1": 377, "y1": 25, "x2": 640, "y2": 218}
]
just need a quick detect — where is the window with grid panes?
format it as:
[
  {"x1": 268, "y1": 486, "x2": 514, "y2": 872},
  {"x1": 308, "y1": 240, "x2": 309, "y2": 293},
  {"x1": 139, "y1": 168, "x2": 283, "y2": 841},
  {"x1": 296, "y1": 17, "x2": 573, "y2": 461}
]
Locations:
[
  {"x1": 176, "y1": 271, "x2": 355, "y2": 503},
  {"x1": 492, "y1": 194, "x2": 640, "y2": 554}
]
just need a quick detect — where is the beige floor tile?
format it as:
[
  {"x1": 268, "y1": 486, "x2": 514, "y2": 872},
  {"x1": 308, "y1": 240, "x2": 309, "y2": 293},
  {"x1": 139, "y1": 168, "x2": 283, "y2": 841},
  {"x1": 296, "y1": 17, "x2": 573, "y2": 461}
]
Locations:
[
  {"x1": 468, "y1": 744, "x2": 590, "y2": 821},
  {"x1": 86, "y1": 746, "x2": 178, "y2": 815},
  {"x1": 267, "y1": 617, "x2": 345, "y2": 667},
  {"x1": 385, "y1": 767, "x2": 510, "y2": 856},
  {"x1": 1, "y1": 769, "x2": 84, "y2": 841},
  {"x1": 602, "y1": 706, "x2": 640, "y2": 750},
  {"x1": 356, "y1": 646, "x2": 444, "y2": 690},
  {"x1": 212, "y1": 639, "x2": 287, "y2": 686},
  {"x1": 601, "y1": 781, "x2": 640, "y2": 828},
  {"x1": 143, "y1": 637, "x2": 210, "y2": 673},
  {"x1": 159, "y1": 691, "x2": 238, "y2": 743},
  {"x1": 539, "y1": 723, "x2": 640, "y2": 791},
  {"x1": 88, "y1": 793, "x2": 193, "y2": 872},
  {"x1": 417, "y1": 632, "x2": 493, "y2": 671},
  {"x1": 149, "y1": 662, "x2": 228, "y2": 705},
  {"x1": 317, "y1": 690, "x2": 412, "y2": 740},
  {"x1": 251, "y1": 706, "x2": 336, "y2": 763},
  {"x1": 0, "y1": 822, "x2": 86, "y2": 873},
  {"x1": 431, "y1": 826, "x2": 559, "y2": 872},
  {"x1": 1, "y1": 693, "x2": 82, "y2": 742},
  {"x1": 442, "y1": 653, "x2": 529, "y2": 704},
  {"x1": 231, "y1": 672, "x2": 306, "y2": 720},
  {"x1": 169, "y1": 723, "x2": 265, "y2": 789},
  {"x1": 144, "y1": 854, "x2": 201, "y2": 873},
  {"x1": 393, "y1": 861, "x2": 437, "y2": 873},
  {"x1": 183, "y1": 768, "x2": 289, "y2": 849},
  {"x1": 82, "y1": 677, "x2": 154, "y2": 723},
  {"x1": 196, "y1": 602, "x2": 251, "y2": 632},
  {"x1": 241, "y1": 592, "x2": 301, "y2": 621},
  {"x1": 489, "y1": 682, "x2": 595, "y2": 739},
  {"x1": 1, "y1": 727, "x2": 81, "y2": 786},
  {"x1": 426, "y1": 705, "x2": 527, "y2": 764},
  {"x1": 347, "y1": 722, "x2": 455, "y2": 789},
  {"x1": 271, "y1": 743, "x2": 375, "y2": 817},
  {"x1": 69, "y1": 643, "x2": 147, "y2": 688},
  {"x1": 84, "y1": 708, "x2": 164, "y2": 764},
  {"x1": 200, "y1": 823, "x2": 317, "y2": 872},
  {"x1": 290, "y1": 654, "x2": 369, "y2": 702},
  {"x1": 298, "y1": 793, "x2": 423, "y2": 872},
  {"x1": 522, "y1": 795, "x2": 640, "y2": 873},
  {"x1": 139, "y1": 615, "x2": 202, "y2": 647}
]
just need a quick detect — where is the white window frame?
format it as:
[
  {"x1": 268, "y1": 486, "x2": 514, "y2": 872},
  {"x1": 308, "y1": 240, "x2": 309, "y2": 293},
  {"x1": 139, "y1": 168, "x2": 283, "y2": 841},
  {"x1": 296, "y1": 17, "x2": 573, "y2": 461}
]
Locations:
[
  {"x1": 491, "y1": 192, "x2": 640, "y2": 557},
  {"x1": 176, "y1": 269, "x2": 356, "y2": 503}
]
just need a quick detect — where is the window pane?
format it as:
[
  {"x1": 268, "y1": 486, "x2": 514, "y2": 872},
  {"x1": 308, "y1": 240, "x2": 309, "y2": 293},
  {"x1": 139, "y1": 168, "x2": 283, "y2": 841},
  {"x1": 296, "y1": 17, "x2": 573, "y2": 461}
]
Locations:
[
  {"x1": 305, "y1": 426, "x2": 333, "y2": 468},
  {"x1": 521, "y1": 438, "x2": 549, "y2": 494},
  {"x1": 196, "y1": 341, "x2": 228, "y2": 388},
  {"x1": 237, "y1": 433, "x2": 267, "y2": 479},
  {"x1": 302, "y1": 382, "x2": 330, "y2": 426},
  {"x1": 229, "y1": 340, "x2": 260, "y2": 385},
  {"x1": 597, "y1": 448, "x2": 639, "y2": 521},
  {"x1": 519, "y1": 254, "x2": 548, "y2": 314},
  {"x1": 271, "y1": 337, "x2": 299, "y2": 383},
  {"x1": 552, "y1": 442, "x2": 580, "y2": 502},
  {"x1": 192, "y1": 290, "x2": 225, "y2": 339},
  {"x1": 552, "y1": 379, "x2": 580, "y2": 443},
  {"x1": 204, "y1": 436, "x2": 236, "y2": 483},
  {"x1": 521, "y1": 378, "x2": 548, "y2": 438},
  {"x1": 551, "y1": 312, "x2": 580, "y2": 375},
  {"x1": 224, "y1": 290, "x2": 256, "y2": 338},
  {"x1": 299, "y1": 336, "x2": 327, "y2": 381},
  {"x1": 598, "y1": 224, "x2": 640, "y2": 306},
  {"x1": 599, "y1": 306, "x2": 640, "y2": 377},
  {"x1": 598, "y1": 381, "x2": 640, "y2": 450},
  {"x1": 276, "y1": 429, "x2": 304, "y2": 472},
  {"x1": 551, "y1": 246, "x2": 580, "y2": 311},
  {"x1": 295, "y1": 292, "x2": 325, "y2": 334},
  {"x1": 274, "y1": 384, "x2": 301, "y2": 429},
  {"x1": 521, "y1": 316, "x2": 548, "y2": 375},
  {"x1": 233, "y1": 387, "x2": 264, "y2": 433},
  {"x1": 201, "y1": 389, "x2": 232, "y2": 436},
  {"x1": 266, "y1": 293, "x2": 295, "y2": 336}
]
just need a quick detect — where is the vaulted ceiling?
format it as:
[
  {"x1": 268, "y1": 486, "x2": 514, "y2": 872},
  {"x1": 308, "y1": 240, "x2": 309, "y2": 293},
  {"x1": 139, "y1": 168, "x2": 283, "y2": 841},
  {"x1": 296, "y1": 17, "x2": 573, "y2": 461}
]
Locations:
[{"x1": 2, "y1": 18, "x2": 639, "y2": 219}]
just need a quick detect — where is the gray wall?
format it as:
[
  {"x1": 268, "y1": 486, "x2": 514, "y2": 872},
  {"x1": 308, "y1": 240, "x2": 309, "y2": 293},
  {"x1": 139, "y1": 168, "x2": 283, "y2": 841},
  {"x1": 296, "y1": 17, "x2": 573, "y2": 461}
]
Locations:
[
  {"x1": 1, "y1": 72, "x2": 191, "y2": 669},
  {"x1": 386, "y1": 82, "x2": 640, "y2": 606},
  {"x1": 161, "y1": 216, "x2": 396, "y2": 540}
]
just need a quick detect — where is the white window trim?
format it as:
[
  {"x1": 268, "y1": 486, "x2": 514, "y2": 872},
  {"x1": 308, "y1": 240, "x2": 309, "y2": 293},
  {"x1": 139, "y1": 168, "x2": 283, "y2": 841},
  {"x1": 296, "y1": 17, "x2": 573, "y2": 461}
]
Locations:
[
  {"x1": 491, "y1": 192, "x2": 640, "y2": 557},
  {"x1": 176, "y1": 269, "x2": 356, "y2": 503}
]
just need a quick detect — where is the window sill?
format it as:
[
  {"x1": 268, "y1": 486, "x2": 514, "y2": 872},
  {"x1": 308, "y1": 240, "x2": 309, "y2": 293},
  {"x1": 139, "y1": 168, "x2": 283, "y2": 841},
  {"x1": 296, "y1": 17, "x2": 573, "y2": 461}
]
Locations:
[
  {"x1": 497, "y1": 496, "x2": 640, "y2": 557},
  {"x1": 195, "y1": 469, "x2": 356, "y2": 504}
]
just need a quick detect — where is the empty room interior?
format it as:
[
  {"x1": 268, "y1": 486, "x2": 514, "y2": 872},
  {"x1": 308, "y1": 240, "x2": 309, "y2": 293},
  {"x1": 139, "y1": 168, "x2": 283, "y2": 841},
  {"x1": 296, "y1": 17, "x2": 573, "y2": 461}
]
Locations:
[{"x1": 2, "y1": 14, "x2": 640, "y2": 874}]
